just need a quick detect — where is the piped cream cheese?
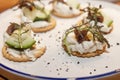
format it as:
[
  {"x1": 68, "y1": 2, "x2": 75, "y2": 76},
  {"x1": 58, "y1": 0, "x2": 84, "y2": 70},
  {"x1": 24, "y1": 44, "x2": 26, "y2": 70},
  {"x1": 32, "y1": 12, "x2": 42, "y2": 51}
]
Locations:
[
  {"x1": 54, "y1": 2, "x2": 80, "y2": 16},
  {"x1": 6, "y1": 48, "x2": 36, "y2": 61},
  {"x1": 66, "y1": 32, "x2": 105, "y2": 54},
  {"x1": 30, "y1": 21, "x2": 50, "y2": 28},
  {"x1": 7, "y1": 48, "x2": 21, "y2": 58}
]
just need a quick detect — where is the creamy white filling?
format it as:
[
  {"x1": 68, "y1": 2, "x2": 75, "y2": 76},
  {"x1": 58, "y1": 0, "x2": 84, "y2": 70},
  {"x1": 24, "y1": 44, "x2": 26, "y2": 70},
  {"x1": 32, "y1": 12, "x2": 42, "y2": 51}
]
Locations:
[
  {"x1": 30, "y1": 21, "x2": 50, "y2": 28},
  {"x1": 89, "y1": 20, "x2": 112, "y2": 33},
  {"x1": 7, "y1": 48, "x2": 21, "y2": 58},
  {"x1": 34, "y1": 0, "x2": 53, "y2": 12},
  {"x1": 24, "y1": 49, "x2": 36, "y2": 61},
  {"x1": 22, "y1": 15, "x2": 50, "y2": 28},
  {"x1": 3, "y1": 32, "x2": 10, "y2": 41},
  {"x1": 98, "y1": 22, "x2": 112, "y2": 33},
  {"x1": 6, "y1": 48, "x2": 36, "y2": 61},
  {"x1": 54, "y1": 2, "x2": 80, "y2": 16},
  {"x1": 66, "y1": 32, "x2": 104, "y2": 54},
  {"x1": 45, "y1": 4, "x2": 53, "y2": 12}
]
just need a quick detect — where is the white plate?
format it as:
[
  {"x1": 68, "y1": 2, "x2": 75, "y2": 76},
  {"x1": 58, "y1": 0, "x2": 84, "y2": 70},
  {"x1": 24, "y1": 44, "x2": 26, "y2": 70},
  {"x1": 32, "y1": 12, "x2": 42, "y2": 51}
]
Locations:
[{"x1": 1, "y1": 0, "x2": 120, "y2": 80}]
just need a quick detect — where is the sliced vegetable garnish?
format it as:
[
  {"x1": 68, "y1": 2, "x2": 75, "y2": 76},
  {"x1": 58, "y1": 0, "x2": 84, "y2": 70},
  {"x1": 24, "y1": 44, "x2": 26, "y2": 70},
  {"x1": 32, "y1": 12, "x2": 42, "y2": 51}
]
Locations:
[
  {"x1": 6, "y1": 23, "x2": 36, "y2": 49},
  {"x1": 20, "y1": 0, "x2": 51, "y2": 22}
]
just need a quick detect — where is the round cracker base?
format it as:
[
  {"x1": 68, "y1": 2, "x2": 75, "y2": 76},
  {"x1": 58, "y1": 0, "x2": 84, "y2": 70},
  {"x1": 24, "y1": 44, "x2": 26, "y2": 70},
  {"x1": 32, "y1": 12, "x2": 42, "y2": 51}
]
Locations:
[
  {"x1": 2, "y1": 46, "x2": 46, "y2": 62},
  {"x1": 62, "y1": 44, "x2": 106, "y2": 58},
  {"x1": 31, "y1": 17, "x2": 56, "y2": 33}
]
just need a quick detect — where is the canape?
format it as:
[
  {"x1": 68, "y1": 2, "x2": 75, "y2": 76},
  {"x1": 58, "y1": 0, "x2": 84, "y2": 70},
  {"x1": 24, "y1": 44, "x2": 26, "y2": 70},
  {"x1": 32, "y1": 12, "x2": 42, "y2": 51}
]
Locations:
[
  {"x1": 62, "y1": 21, "x2": 110, "y2": 57},
  {"x1": 2, "y1": 23, "x2": 46, "y2": 62},
  {"x1": 19, "y1": 0, "x2": 56, "y2": 33}
]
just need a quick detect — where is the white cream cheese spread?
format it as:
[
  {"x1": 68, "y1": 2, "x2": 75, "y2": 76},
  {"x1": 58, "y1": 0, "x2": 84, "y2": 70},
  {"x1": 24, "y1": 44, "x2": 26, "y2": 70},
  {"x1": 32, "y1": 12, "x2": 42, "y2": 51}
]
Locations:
[
  {"x1": 66, "y1": 32, "x2": 104, "y2": 54},
  {"x1": 54, "y1": 2, "x2": 80, "y2": 16}
]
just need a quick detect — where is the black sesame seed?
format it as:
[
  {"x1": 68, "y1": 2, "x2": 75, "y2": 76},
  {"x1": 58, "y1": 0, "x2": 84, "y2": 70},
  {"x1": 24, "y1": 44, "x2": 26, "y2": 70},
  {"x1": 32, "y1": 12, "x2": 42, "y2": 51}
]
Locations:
[
  {"x1": 66, "y1": 62, "x2": 68, "y2": 64},
  {"x1": 77, "y1": 61, "x2": 80, "y2": 64},
  {"x1": 69, "y1": 7, "x2": 73, "y2": 10},
  {"x1": 38, "y1": 41, "x2": 40, "y2": 44},
  {"x1": 58, "y1": 37, "x2": 61, "y2": 39},
  {"x1": 89, "y1": 72, "x2": 92, "y2": 74},
  {"x1": 58, "y1": 31, "x2": 60, "y2": 34},
  {"x1": 56, "y1": 69, "x2": 59, "y2": 71},
  {"x1": 117, "y1": 43, "x2": 120, "y2": 45},
  {"x1": 94, "y1": 69, "x2": 96, "y2": 71},
  {"x1": 65, "y1": 68, "x2": 69, "y2": 72},
  {"x1": 105, "y1": 66, "x2": 108, "y2": 68},
  {"x1": 47, "y1": 62, "x2": 50, "y2": 65},
  {"x1": 59, "y1": 68, "x2": 62, "y2": 70},
  {"x1": 57, "y1": 73, "x2": 60, "y2": 75},
  {"x1": 34, "y1": 34, "x2": 36, "y2": 36}
]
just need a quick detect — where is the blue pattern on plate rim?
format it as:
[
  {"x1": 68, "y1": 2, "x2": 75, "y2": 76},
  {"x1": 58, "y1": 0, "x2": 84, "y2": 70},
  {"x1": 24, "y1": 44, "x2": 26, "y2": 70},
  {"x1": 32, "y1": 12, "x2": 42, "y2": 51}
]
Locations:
[{"x1": 0, "y1": 63, "x2": 120, "y2": 80}]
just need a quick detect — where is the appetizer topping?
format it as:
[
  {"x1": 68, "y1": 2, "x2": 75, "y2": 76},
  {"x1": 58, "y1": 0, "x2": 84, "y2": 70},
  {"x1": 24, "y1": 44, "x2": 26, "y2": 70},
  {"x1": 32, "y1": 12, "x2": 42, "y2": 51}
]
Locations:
[
  {"x1": 74, "y1": 28, "x2": 90, "y2": 43},
  {"x1": 87, "y1": 5, "x2": 103, "y2": 23},
  {"x1": 82, "y1": 5, "x2": 113, "y2": 33},
  {"x1": 52, "y1": 0, "x2": 81, "y2": 16},
  {"x1": 6, "y1": 23, "x2": 20, "y2": 35},
  {"x1": 5, "y1": 23, "x2": 35, "y2": 49}
]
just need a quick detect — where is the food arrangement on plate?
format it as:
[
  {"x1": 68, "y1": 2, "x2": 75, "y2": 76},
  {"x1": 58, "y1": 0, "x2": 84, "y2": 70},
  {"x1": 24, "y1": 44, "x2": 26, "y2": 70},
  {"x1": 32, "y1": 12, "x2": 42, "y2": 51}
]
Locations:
[
  {"x1": 62, "y1": 4, "x2": 113, "y2": 57},
  {"x1": 1, "y1": 0, "x2": 120, "y2": 79},
  {"x1": 1, "y1": 0, "x2": 114, "y2": 62}
]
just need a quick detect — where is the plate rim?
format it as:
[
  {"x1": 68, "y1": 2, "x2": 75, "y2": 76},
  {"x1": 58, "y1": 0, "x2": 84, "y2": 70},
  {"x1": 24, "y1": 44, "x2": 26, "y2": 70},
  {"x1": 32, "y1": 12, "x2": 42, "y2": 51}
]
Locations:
[{"x1": 0, "y1": 63, "x2": 119, "y2": 80}]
